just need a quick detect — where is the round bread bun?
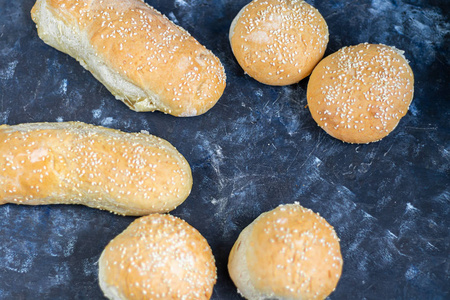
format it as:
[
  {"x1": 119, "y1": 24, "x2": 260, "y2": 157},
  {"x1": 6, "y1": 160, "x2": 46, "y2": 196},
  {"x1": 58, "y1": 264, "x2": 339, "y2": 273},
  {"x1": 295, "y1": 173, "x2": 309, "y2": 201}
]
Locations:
[
  {"x1": 99, "y1": 214, "x2": 216, "y2": 300},
  {"x1": 307, "y1": 43, "x2": 415, "y2": 143},
  {"x1": 228, "y1": 203, "x2": 342, "y2": 300},
  {"x1": 229, "y1": 0, "x2": 329, "y2": 86}
]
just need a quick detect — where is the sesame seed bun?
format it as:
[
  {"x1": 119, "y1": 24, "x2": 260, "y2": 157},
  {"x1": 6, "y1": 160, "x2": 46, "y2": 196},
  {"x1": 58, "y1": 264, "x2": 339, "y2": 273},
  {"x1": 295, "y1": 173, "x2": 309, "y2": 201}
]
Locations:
[
  {"x1": 31, "y1": 0, "x2": 226, "y2": 117},
  {"x1": 0, "y1": 122, "x2": 192, "y2": 216},
  {"x1": 229, "y1": 0, "x2": 329, "y2": 86},
  {"x1": 99, "y1": 214, "x2": 217, "y2": 300},
  {"x1": 228, "y1": 203, "x2": 342, "y2": 300},
  {"x1": 307, "y1": 43, "x2": 415, "y2": 143}
]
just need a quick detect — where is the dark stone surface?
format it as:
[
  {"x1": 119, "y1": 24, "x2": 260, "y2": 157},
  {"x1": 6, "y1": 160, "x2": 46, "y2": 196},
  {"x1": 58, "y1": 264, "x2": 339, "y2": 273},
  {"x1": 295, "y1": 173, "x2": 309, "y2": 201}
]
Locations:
[{"x1": 0, "y1": 0, "x2": 449, "y2": 299}]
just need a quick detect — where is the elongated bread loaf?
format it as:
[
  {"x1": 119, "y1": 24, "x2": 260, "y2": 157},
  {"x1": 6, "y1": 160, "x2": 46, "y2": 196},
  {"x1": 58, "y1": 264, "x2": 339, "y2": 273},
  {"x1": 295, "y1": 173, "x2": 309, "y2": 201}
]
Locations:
[
  {"x1": 31, "y1": 0, "x2": 226, "y2": 117},
  {"x1": 99, "y1": 214, "x2": 217, "y2": 299},
  {"x1": 0, "y1": 122, "x2": 192, "y2": 215}
]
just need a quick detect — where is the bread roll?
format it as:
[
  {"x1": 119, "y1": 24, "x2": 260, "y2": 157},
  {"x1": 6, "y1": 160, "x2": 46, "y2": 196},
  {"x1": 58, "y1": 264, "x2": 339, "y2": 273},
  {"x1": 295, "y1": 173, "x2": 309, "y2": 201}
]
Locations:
[
  {"x1": 31, "y1": 0, "x2": 226, "y2": 117},
  {"x1": 228, "y1": 203, "x2": 343, "y2": 300},
  {"x1": 99, "y1": 213, "x2": 217, "y2": 300},
  {"x1": 229, "y1": 0, "x2": 328, "y2": 86},
  {"x1": 0, "y1": 122, "x2": 192, "y2": 215},
  {"x1": 307, "y1": 43, "x2": 414, "y2": 143}
]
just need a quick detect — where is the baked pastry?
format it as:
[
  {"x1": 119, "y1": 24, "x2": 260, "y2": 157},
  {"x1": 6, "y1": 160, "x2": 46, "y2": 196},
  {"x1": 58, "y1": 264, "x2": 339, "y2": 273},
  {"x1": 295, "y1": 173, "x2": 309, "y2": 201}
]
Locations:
[
  {"x1": 228, "y1": 203, "x2": 343, "y2": 300},
  {"x1": 31, "y1": 0, "x2": 226, "y2": 116},
  {"x1": 99, "y1": 214, "x2": 217, "y2": 299},
  {"x1": 307, "y1": 43, "x2": 414, "y2": 143},
  {"x1": 229, "y1": 0, "x2": 329, "y2": 86},
  {"x1": 0, "y1": 122, "x2": 192, "y2": 215}
]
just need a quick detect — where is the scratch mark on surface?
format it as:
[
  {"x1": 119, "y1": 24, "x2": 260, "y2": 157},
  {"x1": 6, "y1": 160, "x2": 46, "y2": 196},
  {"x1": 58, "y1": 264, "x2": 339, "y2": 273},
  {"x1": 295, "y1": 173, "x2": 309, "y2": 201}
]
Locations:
[
  {"x1": 383, "y1": 144, "x2": 394, "y2": 157},
  {"x1": 426, "y1": 242, "x2": 439, "y2": 251},
  {"x1": 386, "y1": 230, "x2": 398, "y2": 239},
  {"x1": 404, "y1": 126, "x2": 438, "y2": 131},
  {"x1": 286, "y1": 149, "x2": 301, "y2": 172},
  {"x1": 289, "y1": 134, "x2": 323, "y2": 171}
]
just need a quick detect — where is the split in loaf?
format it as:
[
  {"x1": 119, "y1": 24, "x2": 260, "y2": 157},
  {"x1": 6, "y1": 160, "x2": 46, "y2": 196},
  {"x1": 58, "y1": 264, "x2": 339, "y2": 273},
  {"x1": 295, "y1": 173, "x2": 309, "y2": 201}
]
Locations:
[
  {"x1": 31, "y1": 0, "x2": 226, "y2": 116},
  {"x1": 0, "y1": 121, "x2": 192, "y2": 215}
]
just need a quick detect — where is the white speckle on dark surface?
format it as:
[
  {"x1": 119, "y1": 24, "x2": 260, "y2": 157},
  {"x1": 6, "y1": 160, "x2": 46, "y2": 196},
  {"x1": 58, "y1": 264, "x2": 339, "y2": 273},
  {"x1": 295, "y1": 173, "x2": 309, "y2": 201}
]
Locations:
[
  {"x1": 47, "y1": 262, "x2": 71, "y2": 287},
  {"x1": 100, "y1": 117, "x2": 115, "y2": 126},
  {"x1": 409, "y1": 102, "x2": 419, "y2": 116},
  {"x1": 1, "y1": 245, "x2": 36, "y2": 273},
  {"x1": 167, "y1": 12, "x2": 179, "y2": 25},
  {"x1": 405, "y1": 202, "x2": 420, "y2": 214},
  {"x1": 82, "y1": 257, "x2": 99, "y2": 277},
  {"x1": 405, "y1": 265, "x2": 418, "y2": 280},
  {"x1": 0, "y1": 110, "x2": 9, "y2": 123},
  {"x1": 92, "y1": 108, "x2": 102, "y2": 119},
  {"x1": 0, "y1": 0, "x2": 448, "y2": 299},
  {"x1": 174, "y1": 0, "x2": 189, "y2": 8},
  {"x1": 0, "y1": 60, "x2": 18, "y2": 80},
  {"x1": 58, "y1": 79, "x2": 68, "y2": 95}
]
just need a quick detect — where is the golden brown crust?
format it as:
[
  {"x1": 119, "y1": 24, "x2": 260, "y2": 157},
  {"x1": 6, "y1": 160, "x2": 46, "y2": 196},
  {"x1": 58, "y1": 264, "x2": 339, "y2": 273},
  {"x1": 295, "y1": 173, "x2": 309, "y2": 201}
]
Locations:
[
  {"x1": 99, "y1": 214, "x2": 217, "y2": 300},
  {"x1": 230, "y1": 0, "x2": 328, "y2": 86},
  {"x1": 31, "y1": 0, "x2": 226, "y2": 116},
  {"x1": 307, "y1": 43, "x2": 414, "y2": 143},
  {"x1": 0, "y1": 122, "x2": 192, "y2": 215},
  {"x1": 228, "y1": 203, "x2": 343, "y2": 300}
]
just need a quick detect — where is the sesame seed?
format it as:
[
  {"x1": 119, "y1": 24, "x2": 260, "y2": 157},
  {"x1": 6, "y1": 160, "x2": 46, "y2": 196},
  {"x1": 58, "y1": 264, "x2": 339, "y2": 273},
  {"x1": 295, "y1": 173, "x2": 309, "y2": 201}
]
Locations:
[{"x1": 0, "y1": 122, "x2": 192, "y2": 215}]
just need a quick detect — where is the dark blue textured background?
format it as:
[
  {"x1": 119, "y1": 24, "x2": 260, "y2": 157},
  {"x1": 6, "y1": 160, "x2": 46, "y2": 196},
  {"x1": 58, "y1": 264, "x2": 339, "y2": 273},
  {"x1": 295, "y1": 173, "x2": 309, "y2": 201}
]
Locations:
[{"x1": 0, "y1": 0, "x2": 449, "y2": 299}]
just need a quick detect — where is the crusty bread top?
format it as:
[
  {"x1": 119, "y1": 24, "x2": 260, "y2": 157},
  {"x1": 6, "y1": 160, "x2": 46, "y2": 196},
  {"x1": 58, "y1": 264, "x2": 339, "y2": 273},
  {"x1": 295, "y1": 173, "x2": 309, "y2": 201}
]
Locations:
[
  {"x1": 99, "y1": 214, "x2": 217, "y2": 300},
  {"x1": 0, "y1": 122, "x2": 192, "y2": 215},
  {"x1": 228, "y1": 203, "x2": 342, "y2": 300},
  {"x1": 229, "y1": 0, "x2": 328, "y2": 86},
  {"x1": 31, "y1": 0, "x2": 226, "y2": 116},
  {"x1": 307, "y1": 43, "x2": 414, "y2": 143}
]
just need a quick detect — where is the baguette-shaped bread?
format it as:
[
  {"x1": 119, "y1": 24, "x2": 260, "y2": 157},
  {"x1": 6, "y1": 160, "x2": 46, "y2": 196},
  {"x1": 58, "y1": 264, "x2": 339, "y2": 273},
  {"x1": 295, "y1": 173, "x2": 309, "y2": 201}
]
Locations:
[
  {"x1": 0, "y1": 122, "x2": 192, "y2": 215},
  {"x1": 31, "y1": 0, "x2": 226, "y2": 117}
]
